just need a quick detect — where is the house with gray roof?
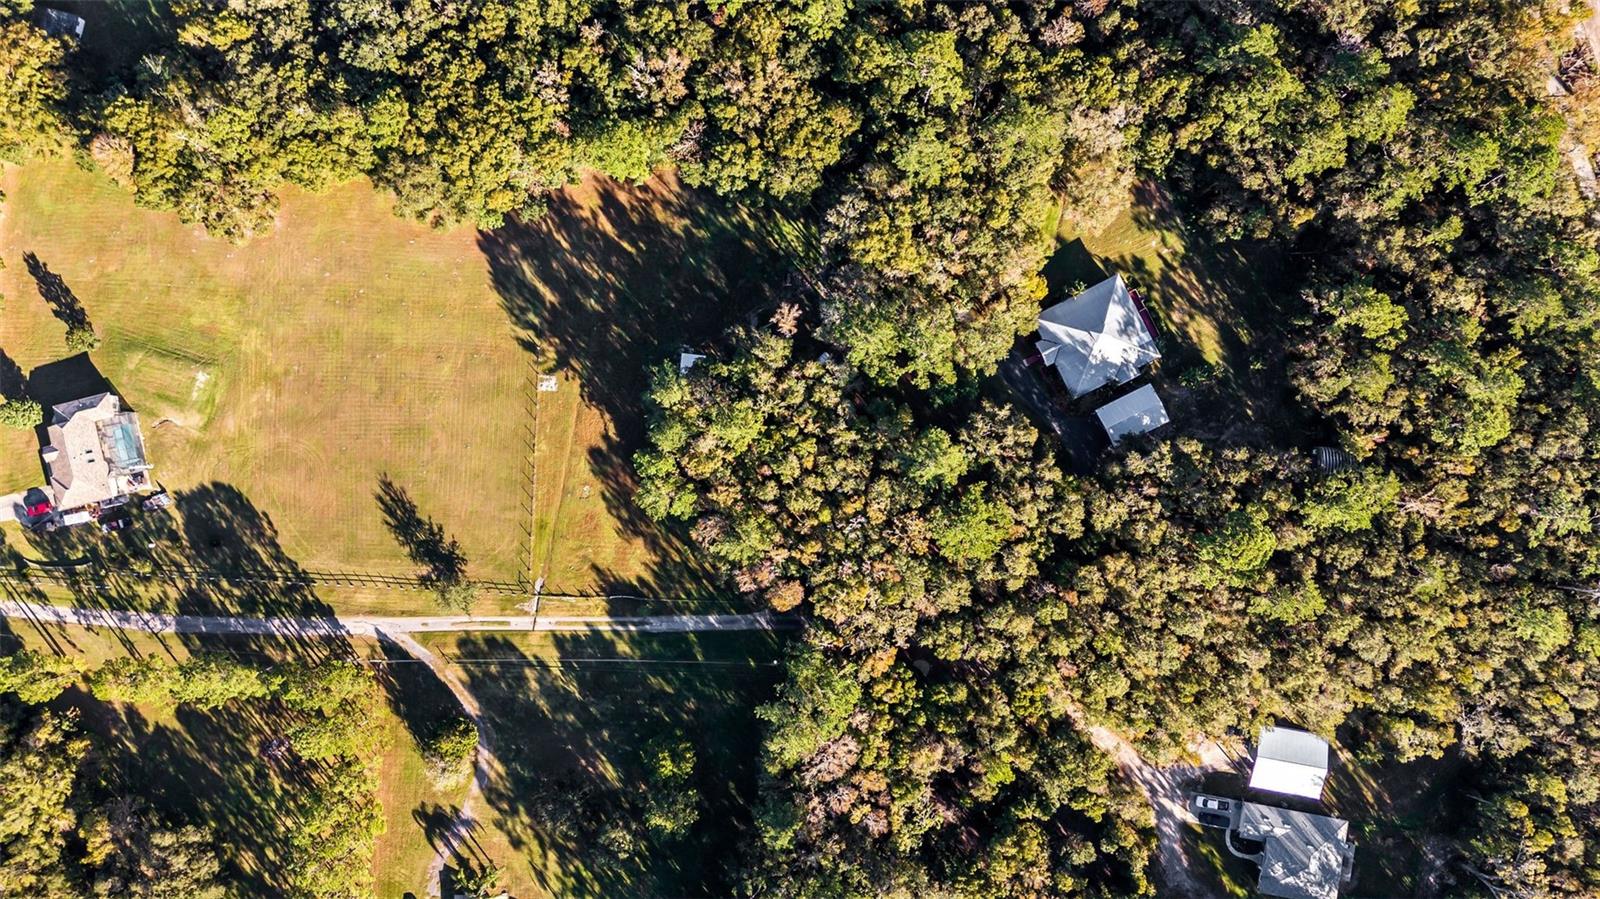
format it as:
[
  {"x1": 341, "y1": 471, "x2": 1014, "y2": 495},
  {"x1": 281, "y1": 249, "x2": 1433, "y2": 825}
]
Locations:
[
  {"x1": 1232, "y1": 802, "x2": 1356, "y2": 899},
  {"x1": 40, "y1": 393, "x2": 152, "y2": 514}
]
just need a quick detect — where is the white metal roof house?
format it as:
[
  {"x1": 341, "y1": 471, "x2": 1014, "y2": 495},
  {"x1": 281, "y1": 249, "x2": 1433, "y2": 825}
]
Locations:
[
  {"x1": 1094, "y1": 383, "x2": 1169, "y2": 445},
  {"x1": 40, "y1": 393, "x2": 153, "y2": 513},
  {"x1": 1249, "y1": 726, "x2": 1331, "y2": 800},
  {"x1": 1035, "y1": 274, "x2": 1160, "y2": 397}
]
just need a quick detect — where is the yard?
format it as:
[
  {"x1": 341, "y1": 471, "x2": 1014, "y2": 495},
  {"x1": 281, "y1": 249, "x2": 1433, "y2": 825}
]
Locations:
[
  {"x1": 0, "y1": 157, "x2": 797, "y2": 607},
  {"x1": 1180, "y1": 737, "x2": 1467, "y2": 899},
  {"x1": 1025, "y1": 182, "x2": 1311, "y2": 451}
]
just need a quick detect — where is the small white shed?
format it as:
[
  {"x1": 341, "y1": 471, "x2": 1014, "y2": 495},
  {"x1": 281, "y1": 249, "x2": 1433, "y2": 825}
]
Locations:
[
  {"x1": 1094, "y1": 384, "x2": 1169, "y2": 445},
  {"x1": 1248, "y1": 726, "x2": 1331, "y2": 801}
]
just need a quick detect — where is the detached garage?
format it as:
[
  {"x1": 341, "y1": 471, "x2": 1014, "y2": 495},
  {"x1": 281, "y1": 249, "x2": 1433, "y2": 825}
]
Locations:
[
  {"x1": 1248, "y1": 726, "x2": 1331, "y2": 801},
  {"x1": 1093, "y1": 384, "x2": 1169, "y2": 446}
]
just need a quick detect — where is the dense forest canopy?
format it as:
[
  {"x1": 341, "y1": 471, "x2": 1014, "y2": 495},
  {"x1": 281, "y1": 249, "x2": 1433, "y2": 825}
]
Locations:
[
  {"x1": 3, "y1": 0, "x2": 1600, "y2": 896},
  {"x1": 0, "y1": 651, "x2": 382, "y2": 898}
]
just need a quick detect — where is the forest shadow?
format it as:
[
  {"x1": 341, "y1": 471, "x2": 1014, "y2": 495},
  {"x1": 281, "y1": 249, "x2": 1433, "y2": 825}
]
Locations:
[
  {"x1": 452, "y1": 628, "x2": 782, "y2": 897},
  {"x1": 478, "y1": 173, "x2": 800, "y2": 598},
  {"x1": 44, "y1": 0, "x2": 176, "y2": 85},
  {"x1": 22, "y1": 481, "x2": 348, "y2": 661}
]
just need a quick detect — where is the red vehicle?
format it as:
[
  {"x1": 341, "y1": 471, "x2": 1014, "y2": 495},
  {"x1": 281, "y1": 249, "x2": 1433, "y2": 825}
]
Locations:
[{"x1": 24, "y1": 500, "x2": 52, "y2": 518}]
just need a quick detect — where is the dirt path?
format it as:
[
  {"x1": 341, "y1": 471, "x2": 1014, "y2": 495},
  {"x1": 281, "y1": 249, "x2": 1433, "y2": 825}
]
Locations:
[
  {"x1": 1066, "y1": 705, "x2": 1237, "y2": 898},
  {"x1": 377, "y1": 630, "x2": 494, "y2": 899}
]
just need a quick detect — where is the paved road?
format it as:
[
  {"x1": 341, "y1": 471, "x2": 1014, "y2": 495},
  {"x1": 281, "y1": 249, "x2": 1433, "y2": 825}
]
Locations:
[{"x1": 0, "y1": 599, "x2": 796, "y2": 637}]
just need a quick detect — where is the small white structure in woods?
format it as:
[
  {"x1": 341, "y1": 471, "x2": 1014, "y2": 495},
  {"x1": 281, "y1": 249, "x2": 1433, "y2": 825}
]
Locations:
[
  {"x1": 1035, "y1": 274, "x2": 1160, "y2": 397},
  {"x1": 1093, "y1": 383, "x2": 1169, "y2": 446},
  {"x1": 678, "y1": 352, "x2": 705, "y2": 374},
  {"x1": 1249, "y1": 726, "x2": 1332, "y2": 801}
]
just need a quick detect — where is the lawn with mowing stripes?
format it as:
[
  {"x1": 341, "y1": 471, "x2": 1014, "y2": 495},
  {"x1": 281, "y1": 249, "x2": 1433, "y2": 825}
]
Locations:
[{"x1": 0, "y1": 160, "x2": 801, "y2": 609}]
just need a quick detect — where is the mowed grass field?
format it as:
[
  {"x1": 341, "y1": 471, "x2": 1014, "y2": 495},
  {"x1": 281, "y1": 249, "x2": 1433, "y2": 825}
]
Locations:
[
  {"x1": 0, "y1": 159, "x2": 528, "y2": 582},
  {"x1": 0, "y1": 159, "x2": 798, "y2": 603}
]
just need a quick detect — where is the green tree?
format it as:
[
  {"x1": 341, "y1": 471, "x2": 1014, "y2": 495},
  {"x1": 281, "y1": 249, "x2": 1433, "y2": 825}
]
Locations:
[
  {"x1": 0, "y1": 397, "x2": 42, "y2": 430},
  {"x1": 0, "y1": 17, "x2": 72, "y2": 160},
  {"x1": 420, "y1": 716, "x2": 477, "y2": 789}
]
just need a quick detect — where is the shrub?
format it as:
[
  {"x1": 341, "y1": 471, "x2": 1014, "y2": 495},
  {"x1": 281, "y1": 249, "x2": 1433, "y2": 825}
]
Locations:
[
  {"x1": 422, "y1": 716, "x2": 477, "y2": 789},
  {"x1": 0, "y1": 397, "x2": 41, "y2": 430},
  {"x1": 65, "y1": 323, "x2": 100, "y2": 353}
]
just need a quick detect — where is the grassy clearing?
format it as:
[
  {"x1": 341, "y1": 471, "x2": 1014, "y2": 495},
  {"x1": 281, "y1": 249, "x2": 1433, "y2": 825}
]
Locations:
[
  {"x1": 1179, "y1": 821, "x2": 1255, "y2": 898},
  {"x1": 492, "y1": 172, "x2": 807, "y2": 599},
  {"x1": 1325, "y1": 742, "x2": 1467, "y2": 897},
  {"x1": 0, "y1": 159, "x2": 796, "y2": 606},
  {"x1": 0, "y1": 159, "x2": 528, "y2": 582},
  {"x1": 414, "y1": 629, "x2": 784, "y2": 898},
  {"x1": 1041, "y1": 182, "x2": 1309, "y2": 446}
]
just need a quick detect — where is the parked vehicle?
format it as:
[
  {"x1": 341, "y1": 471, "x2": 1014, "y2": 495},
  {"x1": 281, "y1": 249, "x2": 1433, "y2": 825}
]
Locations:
[{"x1": 1195, "y1": 795, "x2": 1232, "y2": 812}]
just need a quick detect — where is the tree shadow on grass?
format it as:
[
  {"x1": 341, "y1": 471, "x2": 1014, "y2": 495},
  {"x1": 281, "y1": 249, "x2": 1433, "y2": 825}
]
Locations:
[
  {"x1": 24, "y1": 251, "x2": 93, "y2": 333},
  {"x1": 373, "y1": 633, "x2": 467, "y2": 762},
  {"x1": 478, "y1": 173, "x2": 802, "y2": 599},
  {"x1": 451, "y1": 628, "x2": 783, "y2": 897},
  {"x1": 0, "y1": 348, "x2": 26, "y2": 400},
  {"x1": 377, "y1": 474, "x2": 469, "y2": 591},
  {"x1": 23, "y1": 481, "x2": 348, "y2": 661}
]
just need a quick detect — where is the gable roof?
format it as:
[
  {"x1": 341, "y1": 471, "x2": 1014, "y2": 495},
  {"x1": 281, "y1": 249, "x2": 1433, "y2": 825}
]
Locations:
[
  {"x1": 1036, "y1": 275, "x2": 1159, "y2": 397},
  {"x1": 1238, "y1": 803, "x2": 1354, "y2": 899},
  {"x1": 1249, "y1": 726, "x2": 1331, "y2": 800},
  {"x1": 1094, "y1": 384, "x2": 1169, "y2": 445}
]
